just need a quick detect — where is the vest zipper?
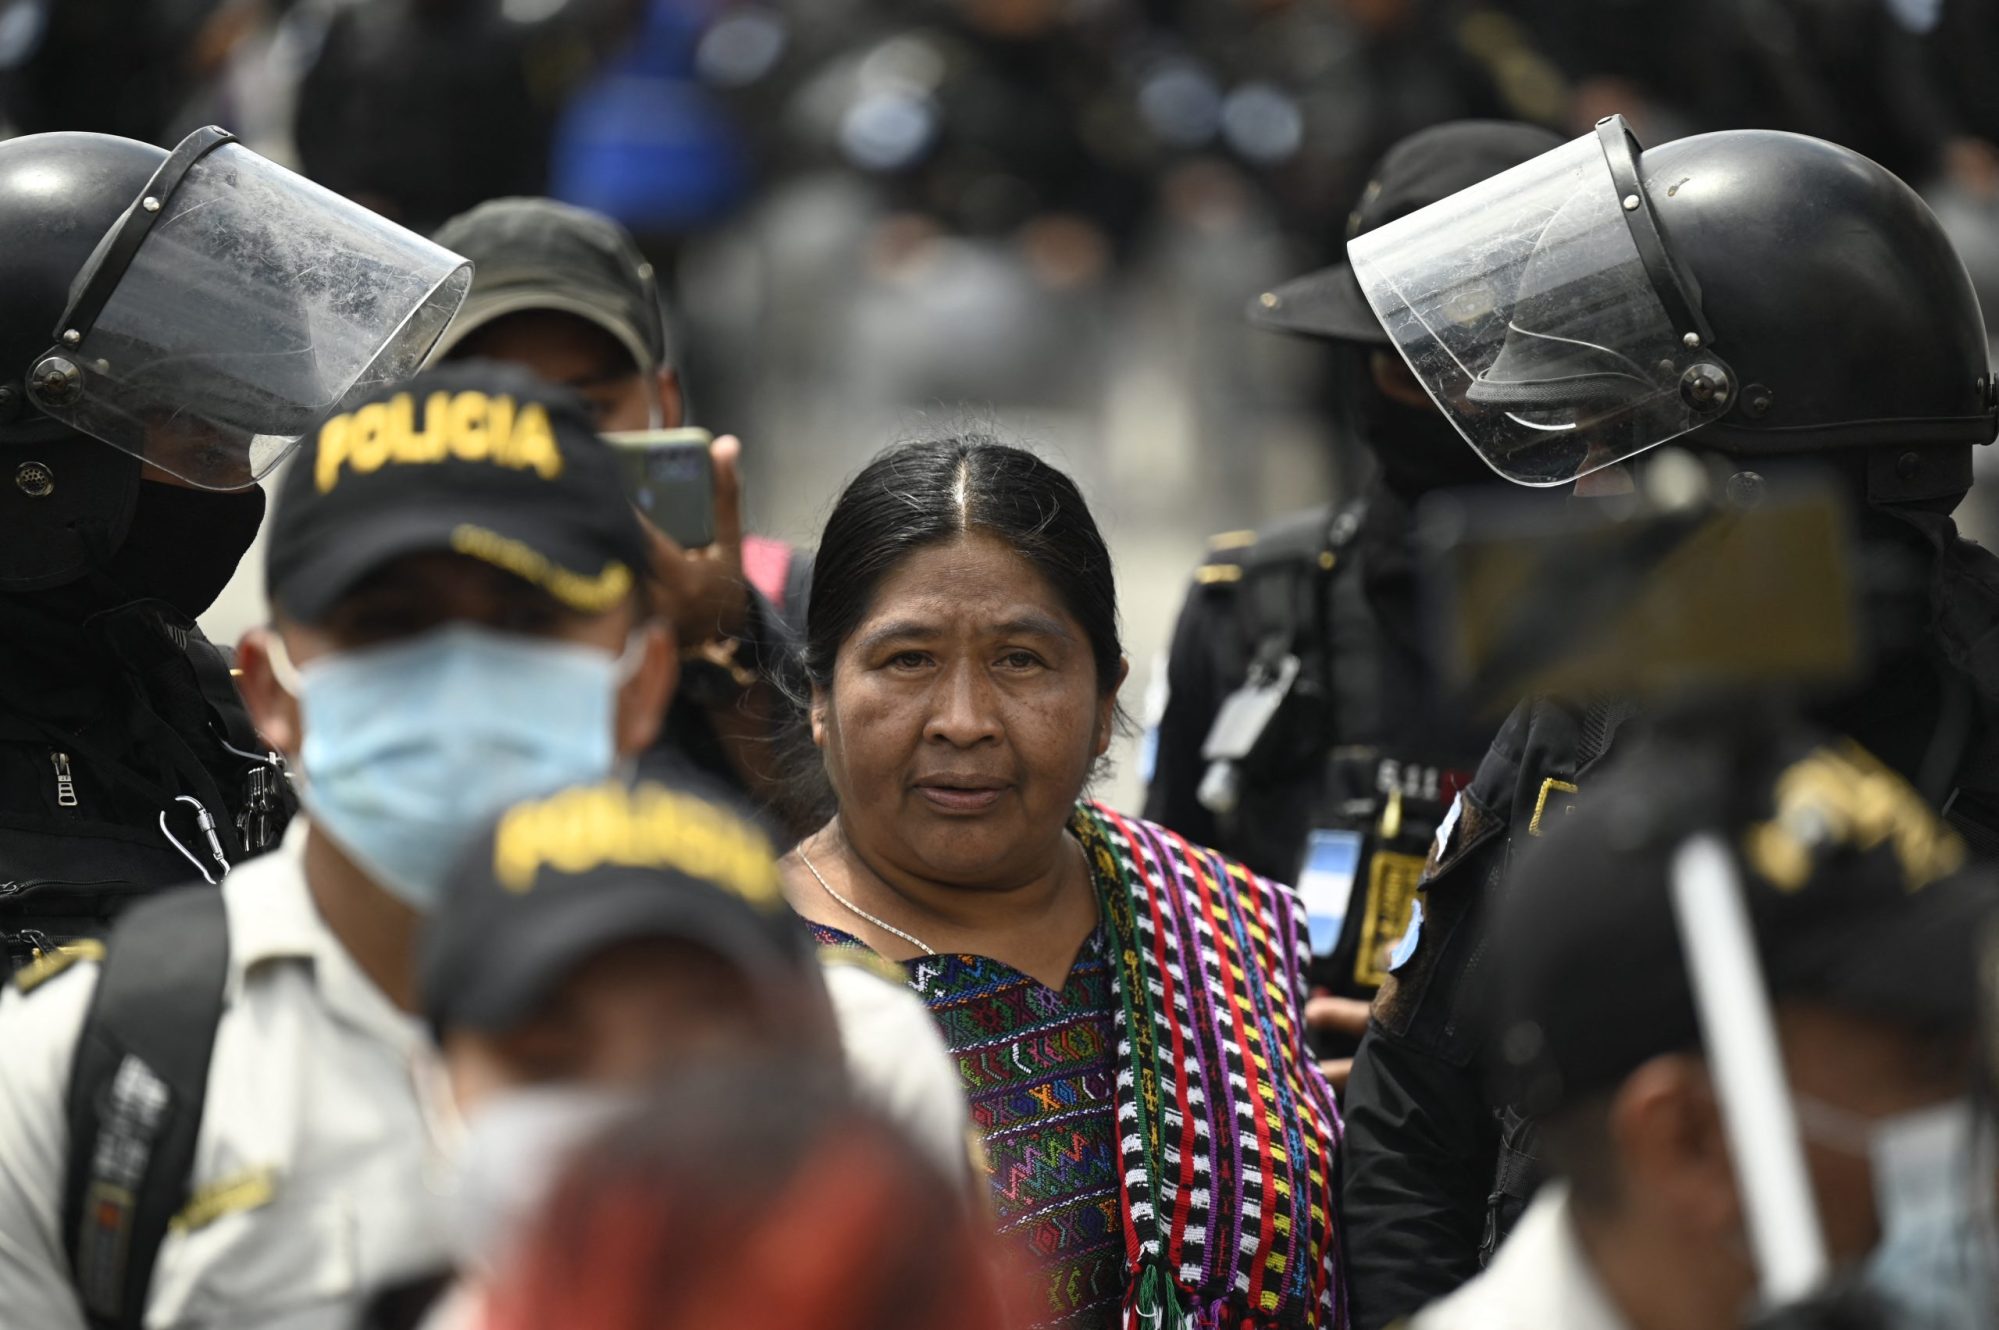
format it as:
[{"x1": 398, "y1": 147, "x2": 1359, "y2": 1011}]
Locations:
[
  {"x1": 51, "y1": 752, "x2": 78, "y2": 808},
  {"x1": 0, "y1": 878, "x2": 127, "y2": 899}
]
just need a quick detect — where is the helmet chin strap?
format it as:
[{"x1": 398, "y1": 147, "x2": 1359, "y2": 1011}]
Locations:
[
  {"x1": 0, "y1": 431, "x2": 144, "y2": 592},
  {"x1": 1865, "y1": 443, "x2": 1973, "y2": 512}
]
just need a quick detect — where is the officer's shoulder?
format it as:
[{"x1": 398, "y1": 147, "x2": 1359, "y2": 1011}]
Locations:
[
  {"x1": 8, "y1": 940, "x2": 105, "y2": 1000},
  {"x1": 1190, "y1": 527, "x2": 1256, "y2": 586},
  {"x1": 0, "y1": 944, "x2": 102, "y2": 1089},
  {"x1": 1189, "y1": 500, "x2": 1351, "y2": 588}
]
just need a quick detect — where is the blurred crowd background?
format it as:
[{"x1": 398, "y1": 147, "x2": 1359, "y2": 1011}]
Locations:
[{"x1": 12, "y1": 0, "x2": 1999, "y2": 810}]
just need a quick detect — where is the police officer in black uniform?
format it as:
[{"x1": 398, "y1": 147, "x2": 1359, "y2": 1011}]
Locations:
[
  {"x1": 1143, "y1": 121, "x2": 1561, "y2": 1075},
  {"x1": 0, "y1": 126, "x2": 469, "y2": 975},
  {"x1": 1336, "y1": 116, "x2": 1999, "y2": 1328}
]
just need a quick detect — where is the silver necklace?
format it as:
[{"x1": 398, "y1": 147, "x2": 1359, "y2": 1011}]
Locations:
[{"x1": 797, "y1": 841, "x2": 937, "y2": 956}]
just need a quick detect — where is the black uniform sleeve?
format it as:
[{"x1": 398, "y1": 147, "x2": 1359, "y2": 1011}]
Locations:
[
  {"x1": 1337, "y1": 769, "x2": 1524, "y2": 1330},
  {"x1": 1340, "y1": 1023, "x2": 1498, "y2": 1329},
  {"x1": 1142, "y1": 578, "x2": 1227, "y2": 849}
]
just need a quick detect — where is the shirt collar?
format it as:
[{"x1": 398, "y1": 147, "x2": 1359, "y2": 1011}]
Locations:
[
  {"x1": 221, "y1": 817, "x2": 320, "y2": 984},
  {"x1": 1487, "y1": 1185, "x2": 1638, "y2": 1330},
  {"x1": 220, "y1": 817, "x2": 427, "y2": 1055}
]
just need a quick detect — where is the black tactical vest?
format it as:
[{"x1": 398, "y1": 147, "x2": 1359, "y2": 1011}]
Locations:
[
  {"x1": 0, "y1": 600, "x2": 292, "y2": 975},
  {"x1": 1195, "y1": 493, "x2": 1491, "y2": 1004}
]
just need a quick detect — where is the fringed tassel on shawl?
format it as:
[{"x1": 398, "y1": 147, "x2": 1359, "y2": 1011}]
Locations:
[
  {"x1": 1126, "y1": 1263, "x2": 1191, "y2": 1330},
  {"x1": 1127, "y1": 1272, "x2": 1259, "y2": 1330}
]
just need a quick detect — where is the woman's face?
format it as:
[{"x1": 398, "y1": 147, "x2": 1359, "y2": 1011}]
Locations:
[{"x1": 813, "y1": 532, "x2": 1124, "y2": 889}]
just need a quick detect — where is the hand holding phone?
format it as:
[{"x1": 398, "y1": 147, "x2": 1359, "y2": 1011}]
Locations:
[
  {"x1": 602, "y1": 427, "x2": 716, "y2": 549},
  {"x1": 610, "y1": 430, "x2": 751, "y2": 647}
]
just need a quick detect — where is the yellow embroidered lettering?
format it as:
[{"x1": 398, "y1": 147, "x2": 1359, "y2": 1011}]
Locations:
[
  {"x1": 1745, "y1": 742, "x2": 1966, "y2": 892},
  {"x1": 348, "y1": 402, "x2": 392, "y2": 477},
  {"x1": 512, "y1": 403, "x2": 563, "y2": 479},
  {"x1": 485, "y1": 395, "x2": 516, "y2": 465},
  {"x1": 403, "y1": 391, "x2": 452, "y2": 463},
  {"x1": 314, "y1": 390, "x2": 573, "y2": 489},
  {"x1": 494, "y1": 799, "x2": 555, "y2": 892},
  {"x1": 383, "y1": 394, "x2": 420, "y2": 465},
  {"x1": 490, "y1": 782, "x2": 781, "y2": 903},
  {"x1": 448, "y1": 392, "x2": 491, "y2": 461},
  {"x1": 314, "y1": 412, "x2": 351, "y2": 492}
]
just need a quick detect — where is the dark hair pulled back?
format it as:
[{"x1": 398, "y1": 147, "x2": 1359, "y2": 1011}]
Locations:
[{"x1": 803, "y1": 435, "x2": 1124, "y2": 694}]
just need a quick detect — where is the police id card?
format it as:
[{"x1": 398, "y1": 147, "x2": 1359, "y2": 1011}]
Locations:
[{"x1": 1297, "y1": 829, "x2": 1365, "y2": 958}]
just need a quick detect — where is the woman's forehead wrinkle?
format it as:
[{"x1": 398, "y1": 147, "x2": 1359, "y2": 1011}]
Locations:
[{"x1": 854, "y1": 601, "x2": 1076, "y2": 650}]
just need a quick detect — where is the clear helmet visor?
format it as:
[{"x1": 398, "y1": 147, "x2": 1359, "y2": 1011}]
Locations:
[
  {"x1": 1349, "y1": 128, "x2": 1731, "y2": 488},
  {"x1": 27, "y1": 131, "x2": 472, "y2": 491}
]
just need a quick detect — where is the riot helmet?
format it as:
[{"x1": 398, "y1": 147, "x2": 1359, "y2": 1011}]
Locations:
[
  {"x1": 1350, "y1": 117, "x2": 1997, "y2": 506},
  {"x1": 1251, "y1": 120, "x2": 1565, "y2": 499},
  {"x1": 0, "y1": 127, "x2": 472, "y2": 590}
]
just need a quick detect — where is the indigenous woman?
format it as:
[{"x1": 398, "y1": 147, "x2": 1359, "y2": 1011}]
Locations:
[{"x1": 782, "y1": 437, "x2": 1347, "y2": 1329}]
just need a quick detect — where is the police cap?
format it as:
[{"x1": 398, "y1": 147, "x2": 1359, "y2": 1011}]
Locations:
[
  {"x1": 264, "y1": 360, "x2": 650, "y2": 624},
  {"x1": 420, "y1": 773, "x2": 813, "y2": 1038},
  {"x1": 430, "y1": 197, "x2": 668, "y2": 373},
  {"x1": 1247, "y1": 120, "x2": 1565, "y2": 345},
  {"x1": 1496, "y1": 718, "x2": 1999, "y2": 1116}
]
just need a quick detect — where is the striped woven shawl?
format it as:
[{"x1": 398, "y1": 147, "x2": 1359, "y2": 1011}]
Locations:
[{"x1": 1073, "y1": 802, "x2": 1347, "y2": 1329}]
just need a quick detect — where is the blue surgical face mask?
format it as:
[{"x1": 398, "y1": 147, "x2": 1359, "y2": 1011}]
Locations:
[
  {"x1": 1799, "y1": 1094, "x2": 1999, "y2": 1329},
  {"x1": 275, "y1": 624, "x2": 635, "y2": 912},
  {"x1": 1863, "y1": 1098, "x2": 1999, "y2": 1329}
]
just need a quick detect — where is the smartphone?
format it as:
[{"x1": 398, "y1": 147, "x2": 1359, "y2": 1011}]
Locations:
[{"x1": 602, "y1": 427, "x2": 715, "y2": 548}]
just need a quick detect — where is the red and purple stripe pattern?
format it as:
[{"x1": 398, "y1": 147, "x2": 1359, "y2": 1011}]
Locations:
[{"x1": 1078, "y1": 803, "x2": 1346, "y2": 1329}]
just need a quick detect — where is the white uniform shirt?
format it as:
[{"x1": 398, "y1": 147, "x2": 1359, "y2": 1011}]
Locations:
[
  {"x1": 0, "y1": 820, "x2": 452, "y2": 1329},
  {"x1": 818, "y1": 956, "x2": 976, "y2": 1186},
  {"x1": 1410, "y1": 1184, "x2": 1636, "y2": 1330}
]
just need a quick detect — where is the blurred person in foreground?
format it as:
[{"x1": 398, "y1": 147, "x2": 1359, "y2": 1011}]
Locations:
[
  {"x1": 780, "y1": 436, "x2": 1347, "y2": 1329},
  {"x1": 480, "y1": 1060, "x2": 1017, "y2": 1330},
  {"x1": 0, "y1": 125, "x2": 468, "y2": 972},
  {"x1": 0, "y1": 362, "x2": 673, "y2": 1328},
  {"x1": 1414, "y1": 718, "x2": 1999, "y2": 1330},
  {"x1": 385, "y1": 775, "x2": 972, "y2": 1330},
  {"x1": 1144, "y1": 120, "x2": 1562, "y2": 1091},
  {"x1": 1338, "y1": 117, "x2": 1999, "y2": 1326},
  {"x1": 431, "y1": 197, "x2": 808, "y2": 808}
]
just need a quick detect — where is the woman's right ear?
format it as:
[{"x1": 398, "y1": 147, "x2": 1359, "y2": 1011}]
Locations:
[
  {"x1": 234, "y1": 626, "x2": 301, "y2": 760},
  {"x1": 809, "y1": 686, "x2": 828, "y2": 750}
]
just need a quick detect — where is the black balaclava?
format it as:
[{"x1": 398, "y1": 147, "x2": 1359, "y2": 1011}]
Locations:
[
  {"x1": 0, "y1": 435, "x2": 265, "y2": 691},
  {"x1": 100, "y1": 481, "x2": 267, "y2": 620},
  {"x1": 1338, "y1": 346, "x2": 1498, "y2": 500}
]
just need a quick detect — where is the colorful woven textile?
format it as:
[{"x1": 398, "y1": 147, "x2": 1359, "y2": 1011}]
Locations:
[
  {"x1": 805, "y1": 920, "x2": 1124, "y2": 1328},
  {"x1": 811, "y1": 802, "x2": 1345, "y2": 1329},
  {"x1": 1078, "y1": 802, "x2": 1345, "y2": 1329}
]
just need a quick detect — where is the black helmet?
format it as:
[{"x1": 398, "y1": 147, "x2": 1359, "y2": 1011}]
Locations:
[
  {"x1": 0, "y1": 127, "x2": 470, "y2": 590},
  {"x1": 1350, "y1": 117, "x2": 1996, "y2": 506},
  {"x1": 0, "y1": 132, "x2": 164, "y2": 589},
  {"x1": 0, "y1": 133, "x2": 171, "y2": 439}
]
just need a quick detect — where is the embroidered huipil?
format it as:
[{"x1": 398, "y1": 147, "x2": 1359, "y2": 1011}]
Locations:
[
  {"x1": 806, "y1": 923, "x2": 1124, "y2": 1328},
  {"x1": 813, "y1": 802, "x2": 1348, "y2": 1330}
]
